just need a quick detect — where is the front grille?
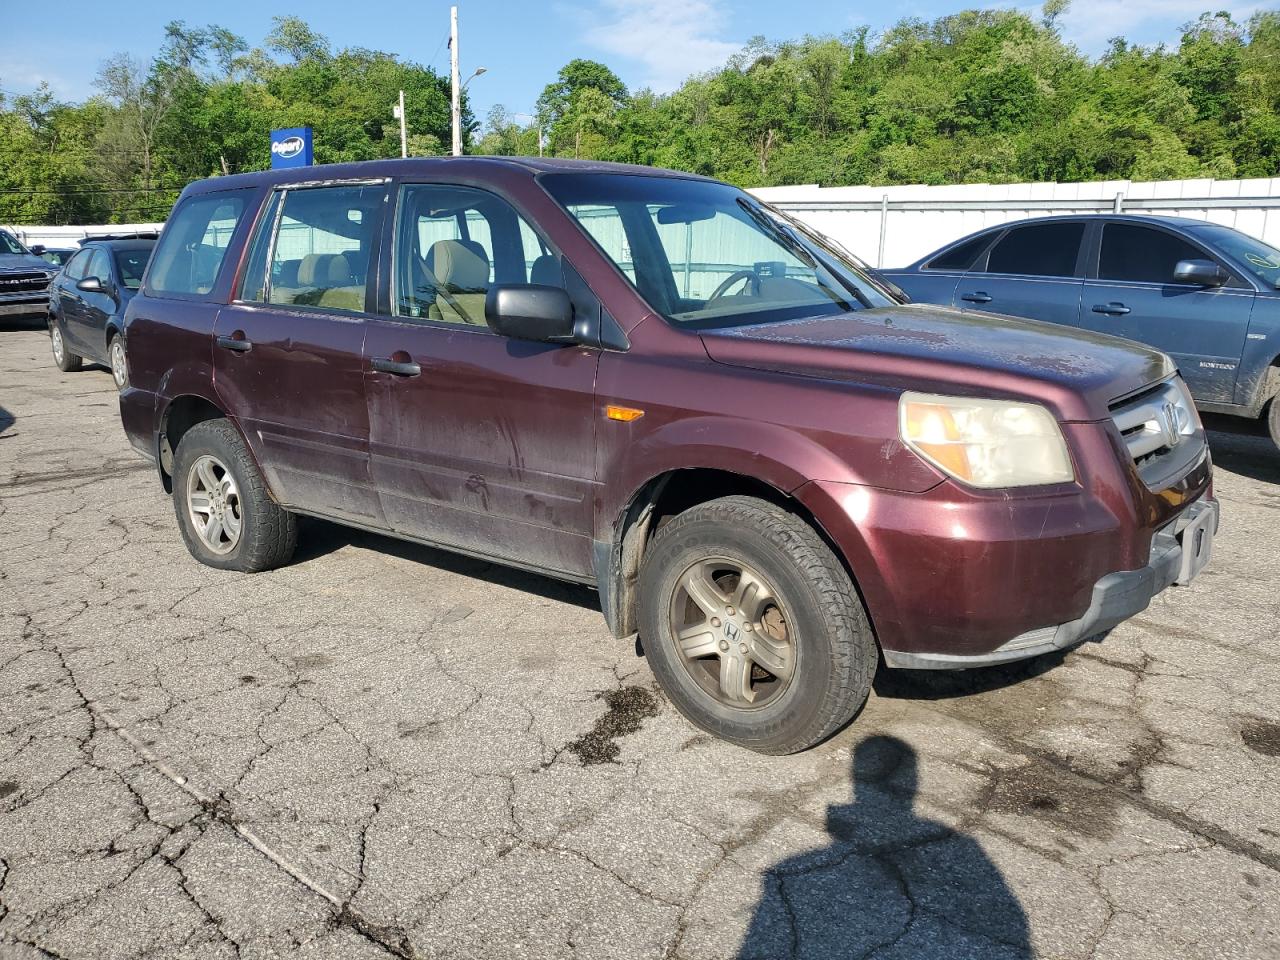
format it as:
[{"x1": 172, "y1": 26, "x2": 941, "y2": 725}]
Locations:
[
  {"x1": 0, "y1": 272, "x2": 52, "y2": 295},
  {"x1": 1109, "y1": 378, "x2": 1205, "y2": 489}
]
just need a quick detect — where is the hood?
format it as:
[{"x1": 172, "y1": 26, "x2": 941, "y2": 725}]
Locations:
[
  {"x1": 699, "y1": 304, "x2": 1174, "y2": 422},
  {"x1": 0, "y1": 253, "x2": 57, "y2": 274}
]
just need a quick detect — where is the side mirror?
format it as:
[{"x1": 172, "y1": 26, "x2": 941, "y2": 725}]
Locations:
[
  {"x1": 30, "y1": 244, "x2": 45, "y2": 255},
  {"x1": 485, "y1": 284, "x2": 576, "y2": 343},
  {"x1": 76, "y1": 276, "x2": 105, "y2": 294},
  {"x1": 1173, "y1": 259, "x2": 1228, "y2": 288}
]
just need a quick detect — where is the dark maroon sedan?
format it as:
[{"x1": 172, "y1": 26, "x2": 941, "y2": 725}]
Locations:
[{"x1": 114, "y1": 157, "x2": 1217, "y2": 753}]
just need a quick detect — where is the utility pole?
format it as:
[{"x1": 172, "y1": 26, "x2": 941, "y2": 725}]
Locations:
[
  {"x1": 450, "y1": 5, "x2": 461, "y2": 156},
  {"x1": 394, "y1": 89, "x2": 408, "y2": 158}
]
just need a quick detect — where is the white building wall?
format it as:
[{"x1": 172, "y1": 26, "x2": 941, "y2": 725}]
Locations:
[{"x1": 750, "y1": 177, "x2": 1280, "y2": 268}]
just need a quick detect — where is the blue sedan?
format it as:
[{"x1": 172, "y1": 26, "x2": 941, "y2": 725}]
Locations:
[
  {"x1": 47, "y1": 239, "x2": 155, "y2": 390},
  {"x1": 883, "y1": 214, "x2": 1280, "y2": 450}
]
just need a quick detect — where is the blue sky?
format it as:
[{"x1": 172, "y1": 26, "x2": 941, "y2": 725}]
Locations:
[{"x1": 0, "y1": 0, "x2": 1265, "y2": 124}]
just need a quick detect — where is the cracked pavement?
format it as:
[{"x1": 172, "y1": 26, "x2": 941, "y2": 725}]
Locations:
[{"x1": 1, "y1": 325, "x2": 1279, "y2": 959}]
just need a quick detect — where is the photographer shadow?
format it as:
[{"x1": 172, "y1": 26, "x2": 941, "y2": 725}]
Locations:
[{"x1": 736, "y1": 736, "x2": 1031, "y2": 959}]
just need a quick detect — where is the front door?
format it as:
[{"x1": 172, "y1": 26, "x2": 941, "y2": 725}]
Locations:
[
  {"x1": 955, "y1": 220, "x2": 1087, "y2": 329},
  {"x1": 1079, "y1": 221, "x2": 1253, "y2": 403},
  {"x1": 364, "y1": 181, "x2": 600, "y2": 578},
  {"x1": 213, "y1": 182, "x2": 388, "y2": 527}
]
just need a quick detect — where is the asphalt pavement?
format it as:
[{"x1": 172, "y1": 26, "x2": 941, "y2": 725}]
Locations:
[{"x1": 1, "y1": 325, "x2": 1278, "y2": 959}]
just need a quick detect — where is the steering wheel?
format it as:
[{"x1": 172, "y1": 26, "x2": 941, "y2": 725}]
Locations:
[{"x1": 708, "y1": 269, "x2": 761, "y2": 302}]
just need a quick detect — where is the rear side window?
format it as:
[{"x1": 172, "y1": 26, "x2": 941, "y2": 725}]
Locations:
[
  {"x1": 1099, "y1": 224, "x2": 1210, "y2": 285},
  {"x1": 114, "y1": 249, "x2": 151, "y2": 290},
  {"x1": 925, "y1": 232, "x2": 992, "y2": 271},
  {"x1": 985, "y1": 222, "x2": 1084, "y2": 278},
  {"x1": 245, "y1": 185, "x2": 383, "y2": 314},
  {"x1": 147, "y1": 190, "x2": 252, "y2": 297}
]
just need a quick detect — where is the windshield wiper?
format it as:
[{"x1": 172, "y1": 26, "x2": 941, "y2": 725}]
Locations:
[{"x1": 735, "y1": 198, "x2": 817, "y2": 269}]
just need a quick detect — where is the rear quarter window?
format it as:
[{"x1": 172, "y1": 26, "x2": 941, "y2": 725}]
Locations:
[{"x1": 146, "y1": 190, "x2": 255, "y2": 299}]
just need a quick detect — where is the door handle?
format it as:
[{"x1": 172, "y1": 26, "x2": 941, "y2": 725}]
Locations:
[
  {"x1": 371, "y1": 356, "x2": 422, "y2": 377},
  {"x1": 216, "y1": 333, "x2": 253, "y2": 352},
  {"x1": 960, "y1": 292, "x2": 993, "y2": 304},
  {"x1": 1091, "y1": 302, "x2": 1131, "y2": 316}
]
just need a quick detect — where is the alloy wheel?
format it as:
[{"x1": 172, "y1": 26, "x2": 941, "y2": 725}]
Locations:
[
  {"x1": 51, "y1": 326, "x2": 64, "y2": 365},
  {"x1": 668, "y1": 556, "x2": 796, "y2": 708},
  {"x1": 186, "y1": 455, "x2": 243, "y2": 555},
  {"x1": 109, "y1": 338, "x2": 127, "y2": 388}
]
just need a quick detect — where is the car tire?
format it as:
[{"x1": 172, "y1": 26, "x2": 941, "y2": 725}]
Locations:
[
  {"x1": 50, "y1": 318, "x2": 81, "y2": 372},
  {"x1": 108, "y1": 332, "x2": 128, "y2": 390},
  {"x1": 171, "y1": 419, "x2": 297, "y2": 573},
  {"x1": 637, "y1": 495, "x2": 877, "y2": 754},
  {"x1": 1269, "y1": 397, "x2": 1280, "y2": 453}
]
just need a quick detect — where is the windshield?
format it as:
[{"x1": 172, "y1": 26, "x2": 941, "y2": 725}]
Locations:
[
  {"x1": 542, "y1": 173, "x2": 894, "y2": 330},
  {"x1": 1195, "y1": 225, "x2": 1280, "y2": 289},
  {"x1": 0, "y1": 231, "x2": 28, "y2": 256}
]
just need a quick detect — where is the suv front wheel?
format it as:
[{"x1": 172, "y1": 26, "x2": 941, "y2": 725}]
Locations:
[
  {"x1": 172, "y1": 419, "x2": 297, "y2": 572},
  {"x1": 638, "y1": 495, "x2": 877, "y2": 754}
]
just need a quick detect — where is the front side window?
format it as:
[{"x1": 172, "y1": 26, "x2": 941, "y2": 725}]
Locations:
[
  {"x1": 1186, "y1": 224, "x2": 1274, "y2": 288},
  {"x1": 86, "y1": 249, "x2": 111, "y2": 282},
  {"x1": 147, "y1": 190, "x2": 253, "y2": 297},
  {"x1": 63, "y1": 249, "x2": 91, "y2": 281},
  {"x1": 255, "y1": 185, "x2": 382, "y2": 314},
  {"x1": 985, "y1": 222, "x2": 1084, "y2": 278},
  {"x1": 393, "y1": 183, "x2": 559, "y2": 327},
  {"x1": 1099, "y1": 224, "x2": 1211, "y2": 285},
  {"x1": 542, "y1": 174, "x2": 889, "y2": 330}
]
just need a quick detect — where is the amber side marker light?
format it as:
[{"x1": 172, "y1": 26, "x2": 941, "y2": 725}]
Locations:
[{"x1": 605, "y1": 405, "x2": 645, "y2": 422}]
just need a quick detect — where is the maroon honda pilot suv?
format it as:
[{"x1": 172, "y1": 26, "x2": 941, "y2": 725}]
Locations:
[{"x1": 115, "y1": 157, "x2": 1218, "y2": 753}]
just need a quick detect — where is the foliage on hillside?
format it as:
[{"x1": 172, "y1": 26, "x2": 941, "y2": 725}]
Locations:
[
  {"x1": 3, "y1": 7, "x2": 1278, "y2": 225},
  {"x1": 483, "y1": 8, "x2": 1280, "y2": 189}
]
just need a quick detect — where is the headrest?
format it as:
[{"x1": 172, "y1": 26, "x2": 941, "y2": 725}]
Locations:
[
  {"x1": 297, "y1": 253, "x2": 355, "y2": 288},
  {"x1": 426, "y1": 239, "x2": 489, "y2": 291},
  {"x1": 529, "y1": 254, "x2": 560, "y2": 286}
]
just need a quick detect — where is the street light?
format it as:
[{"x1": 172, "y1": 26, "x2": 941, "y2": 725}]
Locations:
[{"x1": 463, "y1": 67, "x2": 487, "y2": 90}]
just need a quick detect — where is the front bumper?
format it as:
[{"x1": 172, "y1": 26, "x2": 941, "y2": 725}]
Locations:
[
  {"x1": 796, "y1": 420, "x2": 1214, "y2": 668},
  {"x1": 881, "y1": 497, "x2": 1219, "y2": 669},
  {"x1": 0, "y1": 296, "x2": 48, "y2": 318}
]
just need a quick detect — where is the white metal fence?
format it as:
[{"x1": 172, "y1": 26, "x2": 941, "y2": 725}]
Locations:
[
  {"x1": 10, "y1": 176, "x2": 1280, "y2": 271},
  {"x1": 750, "y1": 177, "x2": 1280, "y2": 268}
]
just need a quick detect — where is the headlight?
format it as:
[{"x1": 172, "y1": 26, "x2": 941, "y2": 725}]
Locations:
[{"x1": 899, "y1": 392, "x2": 1075, "y2": 489}]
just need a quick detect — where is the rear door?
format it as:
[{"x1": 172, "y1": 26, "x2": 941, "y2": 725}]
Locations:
[
  {"x1": 212, "y1": 181, "x2": 388, "y2": 527},
  {"x1": 363, "y1": 181, "x2": 600, "y2": 578},
  {"x1": 1079, "y1": 221, "x2": 1253, "y2": 403},
  {"x1": 955, "y1": 220, "x2": 1087, "y2": 328}
]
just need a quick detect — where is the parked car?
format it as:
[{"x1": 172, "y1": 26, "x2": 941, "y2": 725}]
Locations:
[
  {"x1": 48, "y1": 238, "x2": 155, "y2": 389},
  {"x1": 0, "y1": 228, "x2": 59, "y2": 320},
  {"x1": 37, "y1": 247, "x2": 78, "y2": 268},
  {"x1": 117, "y1": 159, "x2": 1217, "y2": 753},
  {"x1": 883, "y1": 214, "x2": 1280, "y2": 450}
]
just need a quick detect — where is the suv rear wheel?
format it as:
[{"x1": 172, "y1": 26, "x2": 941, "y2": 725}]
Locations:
[
  {"x1": 1269, "y1": 397, "x2": 1280, "y2": 453},
  {"x1": 638, "y1": 495, "x2": 876, "y2": 754},
  {"x1": 50, "y1": 318, "x2": 81, "y2": 372},
  {"x1": 172, "y1": 419, "x2": 297, "y2": 572}
]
